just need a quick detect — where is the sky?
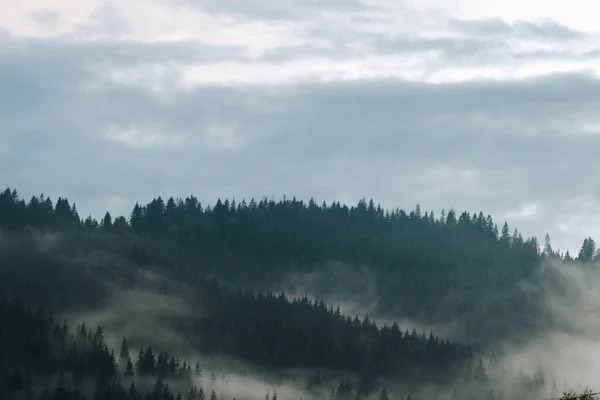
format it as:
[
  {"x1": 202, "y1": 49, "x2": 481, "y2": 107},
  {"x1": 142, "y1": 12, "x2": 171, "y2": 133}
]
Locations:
[{"x1": 1, "y1": 0, "x2": 600, "y2": 254}]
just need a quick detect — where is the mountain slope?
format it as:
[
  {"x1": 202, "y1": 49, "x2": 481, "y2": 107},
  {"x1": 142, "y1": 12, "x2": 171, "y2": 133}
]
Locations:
[
  {"x1": 0, "y1": 188, "x2": 546, "y2": 345},
  {"x1": 0, "y1": 187, "x2": 583, "y2": 399}
]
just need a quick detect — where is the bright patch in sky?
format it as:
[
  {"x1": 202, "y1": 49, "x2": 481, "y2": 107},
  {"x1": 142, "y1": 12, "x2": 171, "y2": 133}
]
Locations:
[
  {"x1": 2, "y1": 0, "x2": 599, "y2": 84},
  {"x1": 506, "y1": 204, "x2": 539, "y2": 220}
]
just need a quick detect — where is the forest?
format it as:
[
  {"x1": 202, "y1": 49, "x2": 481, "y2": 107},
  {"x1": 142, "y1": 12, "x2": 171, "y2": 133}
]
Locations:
[{"x1": 0, "y1": 187, "x2": 598, "y2": 399}]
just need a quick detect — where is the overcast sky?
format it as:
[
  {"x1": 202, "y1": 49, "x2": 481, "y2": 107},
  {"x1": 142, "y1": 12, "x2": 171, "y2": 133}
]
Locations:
[{"x1": 2, "y1": 0, "x2": 600, "y2": 253}]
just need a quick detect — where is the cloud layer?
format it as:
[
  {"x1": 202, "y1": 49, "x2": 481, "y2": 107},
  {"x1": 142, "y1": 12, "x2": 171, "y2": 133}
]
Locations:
[{"x1": 2, "y1": 0, "x2": 600, "y2": 252}]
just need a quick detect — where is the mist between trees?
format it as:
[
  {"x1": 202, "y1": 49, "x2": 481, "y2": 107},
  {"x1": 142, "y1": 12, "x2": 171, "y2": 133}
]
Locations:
[{"x1": 2, "y1": 187, "x2": 600, "y2": 399}]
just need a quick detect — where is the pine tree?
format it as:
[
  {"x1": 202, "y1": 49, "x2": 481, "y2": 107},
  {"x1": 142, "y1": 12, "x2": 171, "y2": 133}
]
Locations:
[
  {"x1": 127, "y1": 382, "x2": 138, "y2": 400},
  {"x1": 380, "y1": 386, "x2": 390, "y2": 400},
  {"x1": 543, "y1": 233, "x2": 553, "y2": 257},
  {"x1": 118, "y1": 338, "x2": 129, "y2": 369},
  {"x1": 578, "y1": 237, "x2": 596, "y2": 262},
  {"x1": 186, "y1": 387, "x2": 195, "y2": 400},
  {"x1": 125, "y1": 358, "x2": 135, "y2": 377},
  {"x1": 501, "y1": 222, "x2": 510, "y2": 241},
  {"x1": 136, "y1": 346, "x2": 145, "y2": 375},
  {"x1": 101, "y1": 212, "x2": 113, "y2": 232},
  {"x1": 109, "y1": 349, "x2": 118, "y2": 372},
  {"x1": 143, "y1": 345, "x2": 156, "y2": 376}
]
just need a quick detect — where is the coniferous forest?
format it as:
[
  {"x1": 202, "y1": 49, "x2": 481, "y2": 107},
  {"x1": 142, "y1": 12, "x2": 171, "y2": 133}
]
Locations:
[{"x1": 0, "y1": 187, "x2": 597, "y2": 400}]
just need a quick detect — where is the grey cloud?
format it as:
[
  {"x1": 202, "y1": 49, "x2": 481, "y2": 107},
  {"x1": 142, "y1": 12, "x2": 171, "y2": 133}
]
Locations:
[
  {"x1": 450, "y1": 18, "x2": 584, "y2": 40},
  {"x1": 312, "y1": 30, "x2": 600, "y2": 69},
  {"x1": 260, "y1": 10, "x2": 593, "y2": 67},
  {"x1": 1, "y1": 36, "x2": 247, "y2": 68},
  {"x1": 510, "y1": 48, "x2": 600, "y2": 62},
  {"x1": 258, "y1": 33, "x2": 511, "y2": 64},
  {"x1": 29, "y1": 10, "x2": 61, "y2": 30},
  {"x1": 2, "y1": 38, "x2": 600, "y2": 252},
  {"x1": 259, "y1": 43, "x2": 347, "y2": 62},
  {"x1": 252, "y1": 75, "x2": 600, "y2": 220},
  {"x1": 180, "y1": 0, "x2": 365, "y2": 21},
  {"x1": 272, "y1": 25, "x2": 593, "y2": 68},
  {"x1": 70, "y1": 2, "x2": 132, "y2": 39},
  {"x1": 367, "y1": 35, "x2": 511, "y2": 66}
]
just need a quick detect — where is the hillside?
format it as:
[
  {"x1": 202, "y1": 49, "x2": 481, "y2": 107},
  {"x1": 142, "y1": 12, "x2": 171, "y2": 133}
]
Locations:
[
  {"x1": 0, "y1": 187, "x2": 569, "y2": 346},
  {"x1": 0, "y1": 186, "x2": 591, "y2": 399},
  {"x1": 0, "y1": 220, "x2": 474, "y2": 389},
  {"x1": 0, "y1": 297, "x2": 558, "y2": 400}
]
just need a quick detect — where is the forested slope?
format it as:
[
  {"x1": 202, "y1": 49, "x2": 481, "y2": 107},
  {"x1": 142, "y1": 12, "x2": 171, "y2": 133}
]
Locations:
[
  {"x1": 0, "y1": 224, "x2": 474, "y2": 390},
  {"x1": 0, "y1": 187, "x2": 575, "y2": 345},
  {"x1": 0, "y1": 293, "x2": 554, "y2": 400},
  {"x1": 2, "y1": 187, "x2": 593, "y2": 398}
]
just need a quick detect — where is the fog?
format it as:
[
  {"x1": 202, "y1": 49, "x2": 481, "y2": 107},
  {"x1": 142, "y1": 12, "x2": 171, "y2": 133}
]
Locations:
[
  {"x1": 279, "y1": 261, "x2": 461, "y2": 340},
  {"x1": 6, "y1": 228, "x2": 600, "y2": 399},
  {"x1": 496, "y1": 258, "x2": 600, "y2": 393},
  {"x1": 61, "y1": 271, "x2": 333, "y2": 400},
  {"x1": 66, "y1": 258, "x2": 600, "y2": 399},
  {"x1": 271, "y1": 257, "x2": 600, "y2": 398}
]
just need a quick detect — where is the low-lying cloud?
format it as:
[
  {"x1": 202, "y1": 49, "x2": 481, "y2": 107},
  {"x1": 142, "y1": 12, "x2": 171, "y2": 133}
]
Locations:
[
  {"x1": 497, "y1": 259, "x2": 600, "y2": 391},
  {"x1": 62, "y1": 270, "x2": 199, "y2": 354}
]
